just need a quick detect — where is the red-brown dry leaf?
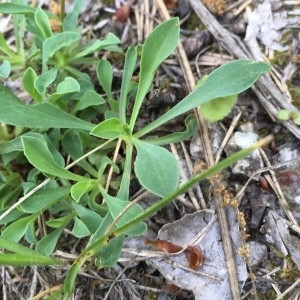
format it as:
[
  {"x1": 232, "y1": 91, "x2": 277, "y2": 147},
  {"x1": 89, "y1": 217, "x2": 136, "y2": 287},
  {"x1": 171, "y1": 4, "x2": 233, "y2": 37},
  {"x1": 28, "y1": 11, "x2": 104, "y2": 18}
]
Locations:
[
  {"x1": 144, "y1": 238, "x2": 183, "y2": 253},
  {"x1": 115, "y1": 4, "x2": 131, "y2": 22},
  {"x1": 164, "y1": 0, "x2": 178, "y2": 9},
  {"x1": 184, "y1": 246, "x2": 204, "y2": 270}
]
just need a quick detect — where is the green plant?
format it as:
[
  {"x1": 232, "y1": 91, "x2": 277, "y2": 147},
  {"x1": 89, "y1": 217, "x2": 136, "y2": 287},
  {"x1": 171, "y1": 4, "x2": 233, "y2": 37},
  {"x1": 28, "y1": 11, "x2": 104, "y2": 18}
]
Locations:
[
  {"x1": 277, "y1": 109, "x2": 300, "y2": 125},
  {"x1": 0, "y1": 0, "x2": 121, "y2": 99},
  {"x1": 0, "y1": 12, "x2": 271, "y2": 298}
]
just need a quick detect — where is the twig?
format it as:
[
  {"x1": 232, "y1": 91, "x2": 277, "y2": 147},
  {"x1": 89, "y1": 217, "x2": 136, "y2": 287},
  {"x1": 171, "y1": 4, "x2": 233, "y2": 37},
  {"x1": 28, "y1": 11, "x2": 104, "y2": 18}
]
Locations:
[
  {"x1": 214, "y1": 110, "x2": 242, "y2": 164},
  {"x1": 170, "y1": 143, "x2": 200, "y2": 210}
]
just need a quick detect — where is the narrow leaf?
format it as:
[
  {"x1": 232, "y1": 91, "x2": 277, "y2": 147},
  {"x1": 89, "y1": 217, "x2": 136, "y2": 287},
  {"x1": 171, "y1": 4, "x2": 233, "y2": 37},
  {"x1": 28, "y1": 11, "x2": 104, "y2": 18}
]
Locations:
[
  {"x1": 19, "y1": 187, "x2": 70, "y2": 213},
  {"x1": 0, "y1": 83, "x2": 93, "y2": 130},
  {"x1": 0, "y1": 253, "x2": 60, "y2": 266},
  {"x1": 22, "y1": 136, "x2": 85, "y2": 181},
  {"x1": 72, "y1": 33, "x2": 120, "y2": 59},
  {"x1": 72, "y1": 217, "x2": 91, "y2": 238},
  {"x1": 72, "y1": 202, "x2": 102, "y2": 233},
  {"x1": 143, "y1": 115, "x2": 197, "y2": 145},
  {"x1": 35, "y1": 7, "x2": 52, "y2": 39},
  {"x1": 1, "y1": 213, "x2": 40, "y2": 242},
  {"x1": 129, "y1": 18, "x2": 180, "y2": 129},
  {"x1": 119, "y1": 46, "x2": 137, "y2": 123},
  {"x1": 35, "y1": 68, "x2": 58, "y2": 95},
  {"x1": 0, "y1": 3, "x2": 35, "y2": 14},
  {"x1": 97, "y1": 60, "x2": 113, "y2": 100},
  {"x1": 135, "y1": 60, "x2": 271, "y2": 138},
  {"x1": 42, "y1": 32, "x2": 80, "y2": 71},
  {"x1": 23, "y1": 67, "x2": 42, "y2": 102},
  {"x1": 71, "y1": 180, "x2": 93, "y2": 203}
]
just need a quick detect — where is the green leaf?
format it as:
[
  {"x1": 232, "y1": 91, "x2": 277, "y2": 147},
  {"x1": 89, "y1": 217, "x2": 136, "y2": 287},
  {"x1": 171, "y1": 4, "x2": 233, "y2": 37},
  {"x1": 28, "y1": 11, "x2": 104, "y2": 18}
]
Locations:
[
  {"x1": 133, "y1": 139, "x2": 180, "y2": 197},
  {"x1": 71, "y1": 180, "x2": 93, "y2": 203},
  {"x1": 1, "y1": 213, "x2": 40, "y2": 242},
  {"x1": 0, "y1": 253, "x2": 59, "y2": 266},
  {"x1": 72, "y1": 217, "x2": 91, "y2": 238},
  {"x1": 0, "y1": 83, "x2": 93, "y2": 130},
  {"x1": 0, "y1": 60, "x2": 11, "y2": 78},
  {"x1": 135, "y1": 59, "x2": 271, "y2": 138},
  {"x1": 19, "y1": 187, "x2": 70, "y2": 213},
  {"x1": 277, "y1": 109, "x2": 290, "y2": 120},
  {"x1": 103, "y1": 192, "x2": 147, "y2": 236},
  {"x1": 22, "y1": 136, "x2": 85, "y2": 181},
  {"x1": 23, "y1": 67, "x2": 43, "y2": 102},
  {"x1": 95, "y1": 235, "x2": 124, "y2": 268},
  {"x1": 48, "y1": 77, "x2": 80, "y2": 102},
  {"x1": 294, "y1": 116, "x2": 300, "y2": 125},
  {"x1": 200, "y1": 94, "x2": 237, "y2": 122},
  {"x1": 119, "y1": 46, "x2": 137, "y2": 123},
  {"x1": 46, "y1": 213, "x2": 74, "y2": 228},
  {"x1": 72, "y1": 202, "x2": 102, "y2": 233},
  {"x1": 74, "y1": 90, "x2": 105, "y2": 112},
  {"x1": 129, "y1": 18, "x2": 180, "y2": 130},
  {"x1": 89, "y1": 213, "x2": 113, "y2": 244},
  {"x1": 62, "y1": 130, "x2": 83, "y2": 158},
  {"x1": 0, "y1": 33, "x2": 16, "y2": 57},
  {"x1": 0, "y1": 208, "x2": 25, "y2": 226},
  {"x1": 35, "y1": 68, "x2": 58, "y2": 95},
  {"x1": 90, "y1": 118, "x2": 124, "y2": 139},
  {"x1": 71, "y1": 33, "x2": 121, "y2": 60},
  {"x1": 42, "y1": 32, "x2": 80, "y2": 72},
  {"x1": 97, "y1": 60, "x2": 113, "y2": 100},
  {"x1": 36, "y1": 225, "x2": 67, "y2": 255},
  {"x1": 35, "y1": 7, "x2": 52, "y2": 40},
  {"x1": 143, "y1": 114, "x2": 197, "y2": 145},
  {"x1": 0, "y1": 3, "x2": 36, "y2": 14},
  {"x1": 63, "y1": 11, "x2": 78, "y2": 31}
]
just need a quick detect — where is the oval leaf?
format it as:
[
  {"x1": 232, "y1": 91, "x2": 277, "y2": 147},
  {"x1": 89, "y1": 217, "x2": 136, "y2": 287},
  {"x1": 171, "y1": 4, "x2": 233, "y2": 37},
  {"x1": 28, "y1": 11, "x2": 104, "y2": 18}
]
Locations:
[
  {"x1": 90, "y1": 118, "x2": 123, "y2": 139},
  {"x1": 200, "y1": 94, "x2": 237, "y2": 122},
  {"x1": 133, "y1": 139, "x2": 180, "y2": 197}
]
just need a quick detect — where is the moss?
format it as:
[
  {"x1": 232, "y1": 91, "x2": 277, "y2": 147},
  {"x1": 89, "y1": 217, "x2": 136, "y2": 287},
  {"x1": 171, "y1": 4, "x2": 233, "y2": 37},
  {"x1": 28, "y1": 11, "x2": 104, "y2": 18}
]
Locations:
[
  {"x1": 270, "y1": 51, "x2": 290, "y2": 68},
  {"x1": 184, "y1": 11, "x2": 206, "y2": 31},
  {"x1": 278, "y1": 257, "x2": 300, "y2": 282},
  {"x1": 287, "y1": 80, "x2": 300, "y2": 108},
  {"x1": 202, "y1": 0, "x2": 226, "y2": 15}
]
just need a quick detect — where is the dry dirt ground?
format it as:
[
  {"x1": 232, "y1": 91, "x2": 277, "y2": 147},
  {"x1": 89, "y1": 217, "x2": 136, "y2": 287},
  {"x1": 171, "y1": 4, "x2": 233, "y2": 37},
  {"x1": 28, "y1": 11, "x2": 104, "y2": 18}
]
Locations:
[{"x1": 2, "y1": 0, "x2": 300, "y2": 299}]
